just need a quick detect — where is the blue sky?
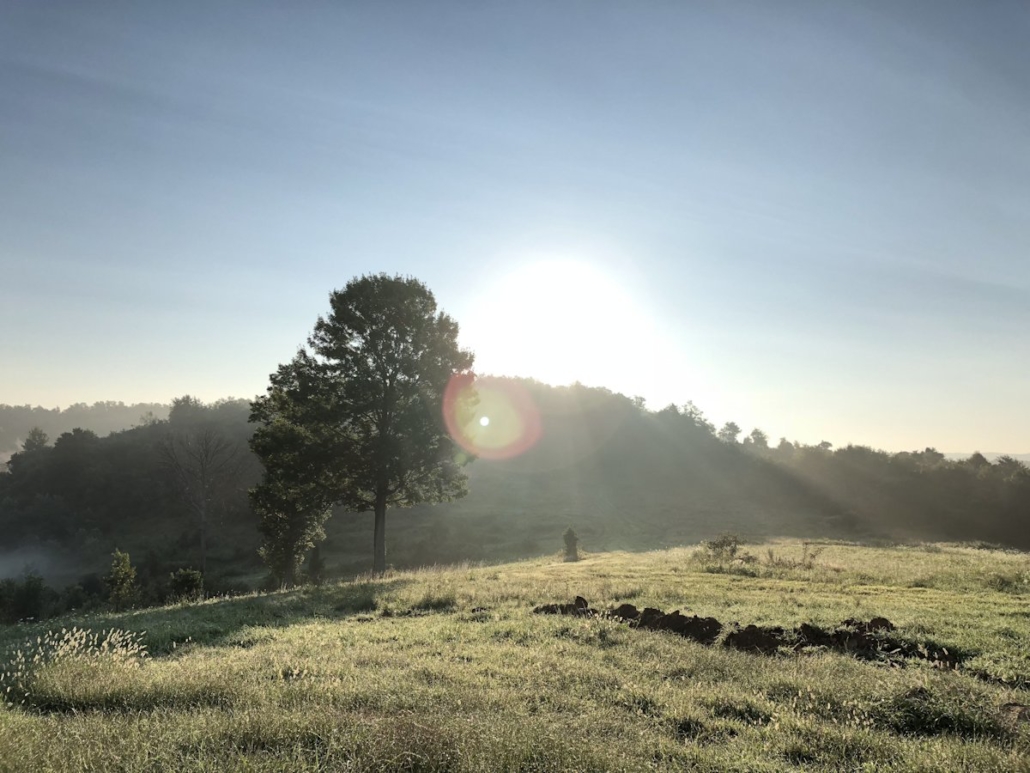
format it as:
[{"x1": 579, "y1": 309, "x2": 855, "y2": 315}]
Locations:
[{"x1": 2, "y1": 1, "x2": 1028, "y2": 452}]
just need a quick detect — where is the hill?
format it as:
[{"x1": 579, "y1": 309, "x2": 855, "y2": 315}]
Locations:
[
  {"x1": 1, "y1": 541, "x2": 1028, "y2": 771},
  {"x1": 1, "y1": 381, "x2": 1028, "y2": 595}
]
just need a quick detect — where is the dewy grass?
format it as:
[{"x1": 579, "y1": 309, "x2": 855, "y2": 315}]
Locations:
[
  {"x1": 0, "y1": 540, "x2": 1028, "y2": 772},
  {"x1": 1, "y1": 627, "x2": 147, "y2": 709}
]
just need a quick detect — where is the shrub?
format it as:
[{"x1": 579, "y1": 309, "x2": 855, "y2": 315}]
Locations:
[
  {"x1": 702, "y1": 533, "x2": 741, "y2": 560},
  {"x1": 168, "y1": 568, "x2": 204, "y2": 602}
]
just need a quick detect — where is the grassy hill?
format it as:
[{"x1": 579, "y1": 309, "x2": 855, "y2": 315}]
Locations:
[{"x1": 2, "y1": 540, "x2": 1028, "y2": 771}]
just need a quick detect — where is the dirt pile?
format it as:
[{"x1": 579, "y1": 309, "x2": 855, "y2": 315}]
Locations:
[{"x1": 532, "y1": 598, "x2": 960, "y2": 669}]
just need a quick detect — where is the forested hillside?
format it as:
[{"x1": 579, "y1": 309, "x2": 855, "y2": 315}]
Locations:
[
  {"x1": 1, "y1": 381, "x2": 1028, "y2": 604},
  {"x1": 0, "y1": 402, "x2": 170, "y2": 460}
]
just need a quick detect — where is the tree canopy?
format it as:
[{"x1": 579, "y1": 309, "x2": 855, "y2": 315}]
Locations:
[{"x1": 249, "y1": 274, "x2": 475, "y2": 581}]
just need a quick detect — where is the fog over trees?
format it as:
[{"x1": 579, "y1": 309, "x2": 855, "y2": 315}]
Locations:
[
  {"x1": 1, "y1": 279, "x2": 1027, "y2": 614},
  {"x1": 2, "y1": 378, "x2": 1028, "y2": 602},
  {"x1": 0, "y1": 402, "x2": 170, "y2": 461}
]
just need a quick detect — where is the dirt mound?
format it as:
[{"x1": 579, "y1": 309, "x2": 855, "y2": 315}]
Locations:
[
  {"x1": 532, "y1": 598, "x2": 961, "y2": 669},
  {"x1": 724, "y1": 624, "x2": 788, "y2": 654},
  {"x1": 532, "y1": 596, "x2": 592, "y2": 616}
]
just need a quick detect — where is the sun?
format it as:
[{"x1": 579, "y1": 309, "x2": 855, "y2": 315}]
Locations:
[{"x1": 462, "y1": 258, "x2": 672, "y2": 397}]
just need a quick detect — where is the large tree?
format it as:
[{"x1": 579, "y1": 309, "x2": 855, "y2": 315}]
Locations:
[
  {"x1": 250, "y1": 274, "x2": 475, "y2": 580},
  {"x1": 159, "y1": 397, "x2": 243, "y2": 577}
]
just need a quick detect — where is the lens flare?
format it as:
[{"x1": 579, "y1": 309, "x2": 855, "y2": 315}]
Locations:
[{"x1": 443, "y1": 374, "x2": 541, "y2": 460}]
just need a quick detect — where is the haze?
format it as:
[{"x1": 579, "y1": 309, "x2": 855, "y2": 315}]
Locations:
[{"x1": 2, "y1": 1, "x2": 1028, "y2": 453}]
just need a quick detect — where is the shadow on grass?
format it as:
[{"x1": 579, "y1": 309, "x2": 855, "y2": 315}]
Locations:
[{"x1": 0, "y1": 576, "x2": 413, "y2": 658}]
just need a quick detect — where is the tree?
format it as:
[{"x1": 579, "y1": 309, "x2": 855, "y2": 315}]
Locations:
[
  {"x1": 249, "y1": 354, "x2": 337, "y2": 586},
  {"x1": 991, "y1": 455, "x2": 1029, "y2": 485},
  {"x1": 22, "y1": 427, "x2": 50, "y2": 453},
  {"x1": 105, "y1": 550, "x2": 137, "y2": 612},
  {"x1": 250, "y1": 274, "x2": 475, "y2": 579},
  {"x1": 743, "y1": 428, "x2": 769, "y2": 450},
  {"x1": 159, "y1": 398, "x2": 242, "y2": 577},
  {"x1": 966, "y1": 451, "x2": 991, "y2": 471},
  {"x1": 717, "y1": 421, "x2": 741, "y2": 444},
  {"x1": 681, "y1": 401, "x2": 715, "y2": 435},
  {"x1": 5, "y1": 427, "x2": 52, "y2": 488}
]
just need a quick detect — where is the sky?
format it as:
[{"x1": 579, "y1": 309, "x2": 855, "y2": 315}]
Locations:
[{"x1": 1, "y1": 1, "x2": 1028, "y2": 453}]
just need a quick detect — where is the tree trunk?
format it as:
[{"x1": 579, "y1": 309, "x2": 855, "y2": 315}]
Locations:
[
  {"x1": 373, "y1": 489, "x2": 388, "y2": 576},
  {"x1": 199, "y1": 500, "x2": 207, "y2": 579}
]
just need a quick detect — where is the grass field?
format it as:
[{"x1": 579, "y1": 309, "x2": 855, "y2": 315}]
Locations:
[{"x1": 1, "y1": 540, "x2": 1029, "y2": 771}]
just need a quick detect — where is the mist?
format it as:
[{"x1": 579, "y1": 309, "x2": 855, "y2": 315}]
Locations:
[{"x1": 0, "y1": 547, "x2": 60, "y2": 582}]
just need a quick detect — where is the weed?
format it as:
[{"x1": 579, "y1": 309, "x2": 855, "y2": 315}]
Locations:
[
  {"x1": 1, "y1": 627, "x2": 147, "y2": 708},
  {"x1": 765, "y1": 541, "x2": 825, "y2": 569},
  {"x1": 701, "y1": 533, "x2": 742, "y2": 560}
]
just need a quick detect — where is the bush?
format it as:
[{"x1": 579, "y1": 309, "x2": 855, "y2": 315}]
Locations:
[
  {"x1": 168, "y1": 568, "x2": 204, "y2": 602},
  {"x1": 701, "y1": 533, "x2": 741, "y2": 560}
]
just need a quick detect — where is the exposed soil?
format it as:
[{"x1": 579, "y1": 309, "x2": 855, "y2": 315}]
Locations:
[{"x1": 533, "y1": 598, "x2": 961, "y2": 669}]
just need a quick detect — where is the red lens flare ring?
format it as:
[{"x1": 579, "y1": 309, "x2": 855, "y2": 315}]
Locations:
[{"x1": 443, "y1": 374, "x2": 542, "y2": 460}]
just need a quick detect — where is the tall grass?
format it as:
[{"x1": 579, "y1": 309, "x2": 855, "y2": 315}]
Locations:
[{"x1": 1, "y1": 540, "x2": 1028, "y2": 771}]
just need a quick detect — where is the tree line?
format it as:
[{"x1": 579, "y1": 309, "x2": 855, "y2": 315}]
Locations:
[
  {"x1": 1, "y1": 274, "x2": 1028, "y2": 623},
  {"x1": 0, "y1": 402, "x2": 169, "y2": 458}
]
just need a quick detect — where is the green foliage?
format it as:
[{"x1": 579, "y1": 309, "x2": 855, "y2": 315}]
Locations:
[
  {"x1": 168, "y1": 568, "x2": 204, "y2": 602},
  {"x1": 250, "y1": 274, "x2": 475, "y2": 579},
  {"x1": 0, "y1": 397, "x2": 260, "y2": 585},
  {"x1": 104, "y1": 550, "x2": 137, "y2": 612}
]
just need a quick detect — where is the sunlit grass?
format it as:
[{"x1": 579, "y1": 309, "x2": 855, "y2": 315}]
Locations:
[{"x1": 1, "y1": 540, "x2": 1028, "y2": 771}]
